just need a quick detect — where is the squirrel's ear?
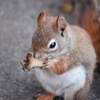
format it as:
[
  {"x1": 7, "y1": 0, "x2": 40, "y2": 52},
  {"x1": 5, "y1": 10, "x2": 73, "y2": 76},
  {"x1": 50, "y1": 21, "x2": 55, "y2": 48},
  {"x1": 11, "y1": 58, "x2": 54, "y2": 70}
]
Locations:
[
  {"x1": 37, "y1": 10, "x2": 47, "y2": 26},
  {"x1": 54, "y1": 15, "x2": 67, "y2": 37}
]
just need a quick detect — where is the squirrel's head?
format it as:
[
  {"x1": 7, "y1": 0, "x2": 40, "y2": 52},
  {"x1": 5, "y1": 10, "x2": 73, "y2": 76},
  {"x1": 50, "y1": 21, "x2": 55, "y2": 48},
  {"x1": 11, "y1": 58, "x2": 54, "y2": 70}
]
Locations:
[{"x1": 32, "y1": 10, "x2": 69, "y2": 60}]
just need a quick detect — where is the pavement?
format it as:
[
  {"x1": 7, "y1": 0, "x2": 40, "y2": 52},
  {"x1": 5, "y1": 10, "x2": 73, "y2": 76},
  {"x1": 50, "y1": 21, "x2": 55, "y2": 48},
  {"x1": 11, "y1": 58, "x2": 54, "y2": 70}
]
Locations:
[{"x1": 0, "y1": 0, "x2": 100, "y2": 100}]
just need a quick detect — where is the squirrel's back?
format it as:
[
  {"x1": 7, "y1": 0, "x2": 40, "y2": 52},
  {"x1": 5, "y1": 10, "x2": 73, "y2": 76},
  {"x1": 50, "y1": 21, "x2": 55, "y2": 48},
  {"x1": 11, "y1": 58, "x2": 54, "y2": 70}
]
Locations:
[{"x1": 75, "y1": 0, "x2": 100, "y2": 70}]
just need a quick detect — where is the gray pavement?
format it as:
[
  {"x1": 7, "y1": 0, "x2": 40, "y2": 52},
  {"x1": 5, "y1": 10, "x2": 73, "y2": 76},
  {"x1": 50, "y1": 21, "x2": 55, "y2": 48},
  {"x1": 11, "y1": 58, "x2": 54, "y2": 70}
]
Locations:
[{"x1": 0, "y1": 0, "x2": 100, "y2": 100}]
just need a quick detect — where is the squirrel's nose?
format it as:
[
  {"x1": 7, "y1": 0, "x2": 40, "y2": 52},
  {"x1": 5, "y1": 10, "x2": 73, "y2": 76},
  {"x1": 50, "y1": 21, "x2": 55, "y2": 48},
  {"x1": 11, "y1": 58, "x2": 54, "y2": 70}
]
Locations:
[
  {"x1": 33, "y1": 48, "x2": 37, "y2": 58},
  {"x1": 33, "y1": 48, "x2": 41, "y2": 59},
  {"x1": 35, "y1": 53, "x2": 40, "y2": 59},
  {"x1": 33, "y1": 52, "x2": 40, "y2": 59}
]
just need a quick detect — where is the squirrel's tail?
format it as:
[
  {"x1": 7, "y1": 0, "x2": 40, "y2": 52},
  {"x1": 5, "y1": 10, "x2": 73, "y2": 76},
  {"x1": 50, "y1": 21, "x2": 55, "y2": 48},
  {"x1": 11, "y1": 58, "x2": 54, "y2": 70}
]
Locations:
[{"x1": 75, "y1": 0, "x2": 100, "y2": 65}]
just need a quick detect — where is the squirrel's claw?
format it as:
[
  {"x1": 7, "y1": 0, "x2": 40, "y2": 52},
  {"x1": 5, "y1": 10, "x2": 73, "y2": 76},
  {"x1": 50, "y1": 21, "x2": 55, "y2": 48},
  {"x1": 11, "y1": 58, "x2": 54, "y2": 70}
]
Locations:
[
  {"x1": 23, "y1": 63, "x2": 27, "y2": 71},
  {"x1": 19, "y1": 56, "x2": 28, "y2": 71},
  {"x1": 22, "y1": 66, "x2": 25, "y2": 71}
]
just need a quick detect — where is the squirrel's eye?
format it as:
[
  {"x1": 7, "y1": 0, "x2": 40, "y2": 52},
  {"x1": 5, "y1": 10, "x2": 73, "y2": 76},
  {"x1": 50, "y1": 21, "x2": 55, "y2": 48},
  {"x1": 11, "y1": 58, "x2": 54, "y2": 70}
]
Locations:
[
  {"x1": 48, "y1": 39, "x2": 58, "y2": 51},
  {"x1": 49, "y1": 42, "x2": 56, "y2": 49}
]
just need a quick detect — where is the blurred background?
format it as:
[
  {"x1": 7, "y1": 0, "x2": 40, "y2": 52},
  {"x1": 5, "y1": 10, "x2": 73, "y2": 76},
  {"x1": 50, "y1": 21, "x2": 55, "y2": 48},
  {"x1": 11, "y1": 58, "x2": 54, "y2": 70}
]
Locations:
[{"x1": 0, "y1": 0, "x2": 100, "y2": 100}]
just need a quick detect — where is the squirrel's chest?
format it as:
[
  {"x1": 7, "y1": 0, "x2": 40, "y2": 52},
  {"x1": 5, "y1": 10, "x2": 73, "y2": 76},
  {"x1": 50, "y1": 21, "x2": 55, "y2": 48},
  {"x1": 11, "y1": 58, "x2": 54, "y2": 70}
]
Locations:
[
  {"x1": 34, "y1": 69, "x2": 65, "y2": 95},
  {"x1": 34, "y1": 66, "x2": 86, "y2": 96}
]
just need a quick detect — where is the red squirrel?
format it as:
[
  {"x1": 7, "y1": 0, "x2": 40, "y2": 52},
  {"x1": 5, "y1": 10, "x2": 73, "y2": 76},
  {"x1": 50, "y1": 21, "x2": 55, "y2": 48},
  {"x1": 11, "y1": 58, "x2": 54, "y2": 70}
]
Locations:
[{"x1": 19, "y1": 10, "x2": 96, "y2": 100}]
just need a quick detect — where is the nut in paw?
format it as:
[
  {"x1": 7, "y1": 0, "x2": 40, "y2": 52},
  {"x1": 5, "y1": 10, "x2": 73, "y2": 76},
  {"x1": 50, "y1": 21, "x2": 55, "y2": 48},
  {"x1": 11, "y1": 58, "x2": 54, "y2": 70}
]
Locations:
[{"x1": 19, "y1": 51, "x2": 44, "y2": 71}]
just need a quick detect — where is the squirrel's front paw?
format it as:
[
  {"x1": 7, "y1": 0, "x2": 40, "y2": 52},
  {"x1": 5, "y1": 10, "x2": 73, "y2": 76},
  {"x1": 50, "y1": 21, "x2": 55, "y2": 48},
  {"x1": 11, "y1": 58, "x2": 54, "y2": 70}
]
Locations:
[
  {"x1": 43, "y1": 59, "x2": 58, "y2": 70},
  {"x1": 43, "y1": 59, "x2": 67, "y2": 75},
  {"x1": 19, "y1": 51, "x2": 33, "y2": 71},
  {"x1": 19, "y1": 56, "x2": 29, "y2": 71},
  {"x1": 19, "y1": 51, "x2": 44, "y2": 71}
]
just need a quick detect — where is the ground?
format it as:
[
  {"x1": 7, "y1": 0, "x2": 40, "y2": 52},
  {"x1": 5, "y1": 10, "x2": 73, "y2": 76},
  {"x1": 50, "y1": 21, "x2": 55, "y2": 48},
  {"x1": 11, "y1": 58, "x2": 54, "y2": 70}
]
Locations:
[{"x1": 0, "y1": 0, "x2": 100, "y2": 100}]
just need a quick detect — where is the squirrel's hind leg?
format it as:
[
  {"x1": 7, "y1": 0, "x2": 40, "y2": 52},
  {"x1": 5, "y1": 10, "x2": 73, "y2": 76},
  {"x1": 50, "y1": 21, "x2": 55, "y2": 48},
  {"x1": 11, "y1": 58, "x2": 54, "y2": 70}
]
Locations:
[
  {"x1": 63, "y1": 83, "x2": 90, "y2": 100},
  {"x1": 74, "y1": 83, "x2": 90, "y2": 100},
  {"x1": 35, "y1": 93, "x2": 54, "y2": 100}
]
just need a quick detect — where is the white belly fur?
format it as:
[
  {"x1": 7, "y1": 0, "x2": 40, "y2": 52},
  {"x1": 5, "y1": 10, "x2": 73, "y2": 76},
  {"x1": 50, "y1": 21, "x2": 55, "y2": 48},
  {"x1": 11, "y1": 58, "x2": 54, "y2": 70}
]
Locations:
[{"x1": 34, "y1": 65, "x2": 86, "y2": 96}]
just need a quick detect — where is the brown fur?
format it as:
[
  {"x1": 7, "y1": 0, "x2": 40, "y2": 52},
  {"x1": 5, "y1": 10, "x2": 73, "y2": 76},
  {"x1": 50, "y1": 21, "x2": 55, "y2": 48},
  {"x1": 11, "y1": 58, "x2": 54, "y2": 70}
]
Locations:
[
  {"x1": 75, "y1": 0, "x2": 100, "y2": 71},
  {"x1": 44, "y1": 56, "x2": 68, "y2": 75},
  {"x1": 54, "y1": 15, "x2": 67, "y2": 34},
  {"x1": 52, "y1": 56, "x2": 68, "y2": 74},
  {"x1": 37, "y1": 10, "x2": 47, "y2": 26},
  {"x1": 74, "y1": 82, "x2": 90, "y2": 100}
]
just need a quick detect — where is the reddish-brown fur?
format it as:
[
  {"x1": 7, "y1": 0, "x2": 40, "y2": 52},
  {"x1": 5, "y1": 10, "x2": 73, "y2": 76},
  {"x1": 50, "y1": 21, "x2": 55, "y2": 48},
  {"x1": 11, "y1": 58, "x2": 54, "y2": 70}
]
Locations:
[
  {"x1": 44, "y1": 56, "x2": 68, "y2": 75},
  {"x1": 76, "y1": 0, "x2": 100, "y2": 64},
  {"x1": 36, "y1": 93, "x2": 53, "y2": 100}
]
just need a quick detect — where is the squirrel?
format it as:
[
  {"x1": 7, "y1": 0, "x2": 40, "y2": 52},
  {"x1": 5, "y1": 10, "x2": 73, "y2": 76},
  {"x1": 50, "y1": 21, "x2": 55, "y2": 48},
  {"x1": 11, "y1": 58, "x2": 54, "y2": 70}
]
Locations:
[
  {"x1": 19, "y1": 10, "x2": 96, "y2": 100},
  {"x1": 75, "y1": 0, "x2": 100, "y2": 71}
]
